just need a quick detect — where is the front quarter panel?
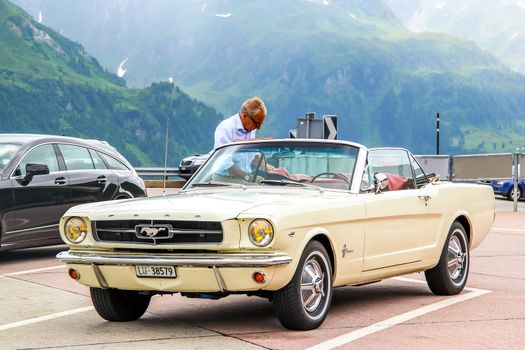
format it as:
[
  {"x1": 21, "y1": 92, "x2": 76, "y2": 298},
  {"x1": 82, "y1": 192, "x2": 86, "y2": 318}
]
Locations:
[{"x1": 238, "y1": 193, "x2": 367, "y2": 290}]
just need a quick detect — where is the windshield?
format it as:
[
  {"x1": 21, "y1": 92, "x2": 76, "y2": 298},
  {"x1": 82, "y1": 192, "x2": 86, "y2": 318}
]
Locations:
[
  {"x1": 0, "y1": 143, "x2": 21, "y2": 172},
  {"x1": 185, "y1": 141, "x2": 359, "y2": 191}
]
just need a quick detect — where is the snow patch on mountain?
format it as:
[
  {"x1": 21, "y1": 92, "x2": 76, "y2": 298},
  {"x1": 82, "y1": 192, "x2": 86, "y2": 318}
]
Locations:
[{"x1": 117, "y1": 58, "x2": 128, "y2": 78}]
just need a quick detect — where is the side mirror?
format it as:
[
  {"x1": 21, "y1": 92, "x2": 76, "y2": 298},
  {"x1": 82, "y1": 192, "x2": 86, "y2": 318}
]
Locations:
[
  {"x1": 22, "y1": 163, "x2": 50, "y2": 184},
  {"x1": 374, "y1": 172, "x2": 389, "y2": 193}
]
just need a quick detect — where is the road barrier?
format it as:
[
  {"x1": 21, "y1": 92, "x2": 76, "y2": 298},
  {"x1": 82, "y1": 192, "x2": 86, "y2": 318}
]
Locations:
[
  {"x1": 135, "y1": 167, "x2": 185, "y2": 188},
  {"x1": 417, "y1": 151, "x2": 524, "y2": 212}
]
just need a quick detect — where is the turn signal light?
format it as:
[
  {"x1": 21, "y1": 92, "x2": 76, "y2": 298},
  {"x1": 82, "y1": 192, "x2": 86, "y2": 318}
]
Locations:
[
  {"x1": 68, "y1": 268, "x2": 81, "y2": 280},
  {"x1": 253, "y1": 271, "x2": 266, "y2": 284}
]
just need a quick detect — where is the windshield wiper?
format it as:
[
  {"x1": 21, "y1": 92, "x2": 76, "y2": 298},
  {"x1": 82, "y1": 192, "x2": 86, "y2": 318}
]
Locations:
[
  {"x1": 259, "y1": 179, "x2": 312, "y2": 187},
  {"x1": 191, "y1": 181, "x2": 246, "y2": 188}
]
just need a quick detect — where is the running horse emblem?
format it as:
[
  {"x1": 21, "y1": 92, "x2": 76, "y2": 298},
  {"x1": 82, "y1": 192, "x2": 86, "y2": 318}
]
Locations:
[{"x1": 141, "y1": 227, "x2": 164, "y2": 238}]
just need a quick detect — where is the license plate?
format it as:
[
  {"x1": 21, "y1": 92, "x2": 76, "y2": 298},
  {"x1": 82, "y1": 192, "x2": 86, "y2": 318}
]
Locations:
[{"x1": 135, "y1": 265, "x2": 177, "y2": 278}]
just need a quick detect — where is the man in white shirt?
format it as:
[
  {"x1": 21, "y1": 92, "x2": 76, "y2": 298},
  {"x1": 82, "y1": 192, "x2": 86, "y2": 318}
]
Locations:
[
  {"x1": 213, "y1": 97, "x2": 271, "y2": 181},
  {"x1": 214, "y1": 97, "x2": 267, "y2": 149}
]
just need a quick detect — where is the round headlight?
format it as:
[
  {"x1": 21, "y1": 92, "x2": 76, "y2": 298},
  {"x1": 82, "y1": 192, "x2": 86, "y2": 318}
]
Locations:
[
  {"x1": 64, "y1": 217, "x2": 88, "y2": 244},
  {"x1": 248, "y1": 219, "x2": 274, "y2": 247}
]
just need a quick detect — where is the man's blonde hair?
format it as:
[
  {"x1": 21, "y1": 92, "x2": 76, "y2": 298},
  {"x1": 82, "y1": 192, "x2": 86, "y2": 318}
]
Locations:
[{"x1": 240, "y1": 97, "x2": 266, "y2": 118}]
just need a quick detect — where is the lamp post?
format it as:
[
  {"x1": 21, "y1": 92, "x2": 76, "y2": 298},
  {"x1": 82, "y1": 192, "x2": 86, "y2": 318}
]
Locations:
[{"x1": 436, "y1": 112, "x2": 440, "y2": 155}]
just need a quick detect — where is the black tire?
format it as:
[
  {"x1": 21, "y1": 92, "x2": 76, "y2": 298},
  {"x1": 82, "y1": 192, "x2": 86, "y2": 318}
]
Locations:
[
  {"x1": 425, "y1": 222, "x2": 469, "y2": 295},
  {"x1": 273, "y1": 241, "x2": 333, "y2": 330},
  {"x1": 90, "y1": 288, "x2": 151, "y2": 321},
  {"x1": 507, "y1": 186, "x2": 522, "y2": 201}
]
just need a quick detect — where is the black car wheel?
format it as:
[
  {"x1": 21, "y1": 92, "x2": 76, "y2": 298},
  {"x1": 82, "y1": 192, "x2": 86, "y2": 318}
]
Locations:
[
  {"x1": 425, "y1": 222, "x2": 469, "y2": 295},
  {"x1": 273, "y1": 241, "x2": 333, "y2": 330},
  {"x1": 90, "y1": 287, "x2": 151, "y2": 321}
]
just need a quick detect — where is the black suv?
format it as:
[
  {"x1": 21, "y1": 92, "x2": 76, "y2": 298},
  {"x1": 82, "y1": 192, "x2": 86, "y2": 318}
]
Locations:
[{"x1": 0, "y1": 134, "x2": 146, "y2": 251}]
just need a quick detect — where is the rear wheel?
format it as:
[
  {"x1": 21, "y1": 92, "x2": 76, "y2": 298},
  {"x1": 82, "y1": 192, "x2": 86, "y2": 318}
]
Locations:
[
  {"x1": 507, "y1": 186, "x2": 522, "y2": 201},
  {"x1": 273, "y1": 241, "x2": 333, "y2": 330},
  {"x1": 425, "y1": 222, "x2": 469, "y2": 295},
  {"x1": 90, "y1": 288, "x2": 151, "y2": 321}
]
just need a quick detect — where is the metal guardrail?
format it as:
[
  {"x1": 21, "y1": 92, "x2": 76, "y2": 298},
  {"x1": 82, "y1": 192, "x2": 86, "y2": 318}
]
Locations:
[{"x1": 135, "y1": 167, "x2": 180, "y2": 179}]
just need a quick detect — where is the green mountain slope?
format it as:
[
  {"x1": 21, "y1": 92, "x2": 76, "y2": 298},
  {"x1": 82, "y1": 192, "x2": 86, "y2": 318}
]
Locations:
[
  {"x1": 0, "y1": 0, "x2": 223, "y2": 165},
  {"x1": 9, "y1": 0, "x2": 525, "y2": 154}
]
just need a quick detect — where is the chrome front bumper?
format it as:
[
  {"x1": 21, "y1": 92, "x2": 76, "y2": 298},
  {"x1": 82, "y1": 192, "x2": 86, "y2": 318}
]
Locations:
[{"x1": 56, "y1": 250, "x2": 293, "y2": 267}]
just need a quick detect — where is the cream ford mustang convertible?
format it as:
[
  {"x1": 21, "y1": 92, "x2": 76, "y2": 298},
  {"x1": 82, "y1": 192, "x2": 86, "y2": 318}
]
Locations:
[{"x1": 57, "y1": 139, "x2": 494, "y2": 330}]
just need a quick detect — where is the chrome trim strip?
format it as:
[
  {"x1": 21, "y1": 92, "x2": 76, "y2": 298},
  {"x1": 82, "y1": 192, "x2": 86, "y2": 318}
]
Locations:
[
  {"x1": 6, "y1": 224, "x2": 59, "y2": 235},
  {"x1": 362, "y1": 260, "x2": 421, "y2": 273},
  {"x1": 57, "y1": 251, "x2": 292, "y2": 267},
  {"x1": 212, "y1": 266, "x2": 227, "y2": 292},
  {"x1": 91, "y1": 263, "x2": 109, "y2": 289},
  {"x1": 169, "y1": 229, "x2": 222, "y2": 235},
  {"x1": 96, "y1": 229, "x2": 136, "y2": 234}
]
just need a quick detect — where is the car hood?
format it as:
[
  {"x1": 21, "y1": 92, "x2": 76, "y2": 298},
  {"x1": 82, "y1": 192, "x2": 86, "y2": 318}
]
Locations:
[{"x1": 65, "y1": 187, "x2": 349, "y2": 222}]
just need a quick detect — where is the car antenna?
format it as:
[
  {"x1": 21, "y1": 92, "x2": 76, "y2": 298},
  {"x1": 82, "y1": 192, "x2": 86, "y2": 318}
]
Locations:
[{"x1": 163, "y1": 117, "x2": 169, "y2": 195}]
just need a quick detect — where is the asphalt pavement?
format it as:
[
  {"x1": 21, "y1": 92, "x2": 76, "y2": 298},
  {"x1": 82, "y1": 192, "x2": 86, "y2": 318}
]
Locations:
[{"x1": 0, "y1": 190, "x2": 523, "y2": 349}]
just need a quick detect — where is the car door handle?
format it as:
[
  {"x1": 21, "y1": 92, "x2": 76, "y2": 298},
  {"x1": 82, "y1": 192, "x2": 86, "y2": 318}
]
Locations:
[
  {"x1": 97, "y1": 175, "x2": 107, "y2": 184},
  {"x1": 54, "y1": 177, "x2": 67, "y2": 185},
  {"x1": 418, "y1": 194, "x2": 431, "y2": 205}
]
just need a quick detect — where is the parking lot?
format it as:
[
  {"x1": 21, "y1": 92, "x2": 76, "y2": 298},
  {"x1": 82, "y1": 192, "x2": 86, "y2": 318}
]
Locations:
[{"x1": 1, "y1": 197, "x2": 524, "y2": 350}]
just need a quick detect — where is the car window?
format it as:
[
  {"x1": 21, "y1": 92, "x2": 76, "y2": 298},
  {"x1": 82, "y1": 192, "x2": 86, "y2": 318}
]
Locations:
[
  {"x1": 98, "y1": 152, "x2": 129, "y2": 170},
  {"x1": 360, "y1": 160, "x2": 374, "y2": 192},
  {"x1": 89, "y1": 149, "x2": 107, "y2": 169},
  {"x1": 59, "y1": 144, "x2": 94, "y2": 170},
  {"x1": 0, "y1": 143, "x2": 21, "y2": 171},
  {"x1": 367, "y1": 149, "x2": 416, "y2": 191},
  {"x1": 410, "y1": 155, "x2": 429, "y2": 188},
  {"x1": 17, "y1": 144, "x2": 60, "y2": 176},
  {"x1": 187, "y1": 142, "x2": 358, "y2": 191}
]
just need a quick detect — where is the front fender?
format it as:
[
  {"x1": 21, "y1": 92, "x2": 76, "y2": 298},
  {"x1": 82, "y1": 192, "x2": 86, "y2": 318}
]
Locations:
[{"x1": 265, "y1": 226, "x2": 336, "y2": 290}]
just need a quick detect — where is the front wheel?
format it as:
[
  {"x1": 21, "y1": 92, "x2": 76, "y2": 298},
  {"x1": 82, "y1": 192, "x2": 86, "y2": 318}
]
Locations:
[
  {"x1": 425, "y1": 222, "x2": 469, "y2": 295},
  {"x1": 90, "y1": 288, "x2": 151, "y2": 321},
  {"x1": 273, "y1": 241, "x2": 333, "y2": 330}
]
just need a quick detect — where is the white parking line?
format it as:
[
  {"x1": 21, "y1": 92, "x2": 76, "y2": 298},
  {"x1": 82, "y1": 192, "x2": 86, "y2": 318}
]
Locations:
[
  {"x1": 307, "y1": 278, "x2": 492, "y2": 350},
  {"x1": 0, "y1": 306, "x2": 94, "y2": 331},
  {"x1": 0, "y1": 265, "x2": 65, "y2": 278},
  {"x1": 491, "y1": 227, "x2": 525, "y2": 234}
]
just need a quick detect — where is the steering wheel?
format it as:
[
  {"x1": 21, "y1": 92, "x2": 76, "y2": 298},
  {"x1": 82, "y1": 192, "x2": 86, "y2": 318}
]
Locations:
[{"x1": 310, "y1": 172, "x2": 350, "y2": 184}]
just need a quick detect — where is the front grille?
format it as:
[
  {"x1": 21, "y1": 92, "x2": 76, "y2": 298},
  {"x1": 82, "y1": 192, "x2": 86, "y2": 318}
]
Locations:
[{"x1": 93, "y1": 220, "x2": 223, "y2": 244}]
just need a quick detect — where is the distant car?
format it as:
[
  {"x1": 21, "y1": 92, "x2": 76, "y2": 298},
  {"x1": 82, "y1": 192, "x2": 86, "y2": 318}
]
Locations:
[
  {"x1": 57, "y1": 139, "x2": 494, "y2": 330},
  {"x1": 178, "y1": 153, "x2": 209, "y2": 180},
  {"x1": 0, "y1": 134, "x2": 147, "y2": 251},
  {"x1": 477, "y1": 178, "x2": 524, "y2": 200}
]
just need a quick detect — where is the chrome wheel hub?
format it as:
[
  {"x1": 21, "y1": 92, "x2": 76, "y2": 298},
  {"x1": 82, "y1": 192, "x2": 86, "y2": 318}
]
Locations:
[
  {"x1": 301, "y1": 258, "x2": 325, "y2": 313},
  {"x1": 447, "y1": 232, "x2": 467, "y2": 281}
]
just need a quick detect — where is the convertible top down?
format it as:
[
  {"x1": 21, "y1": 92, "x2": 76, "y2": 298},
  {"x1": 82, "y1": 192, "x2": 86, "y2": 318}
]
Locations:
[{"x1": 57, "y1": 139, "x2": 494, "y2": 330}]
